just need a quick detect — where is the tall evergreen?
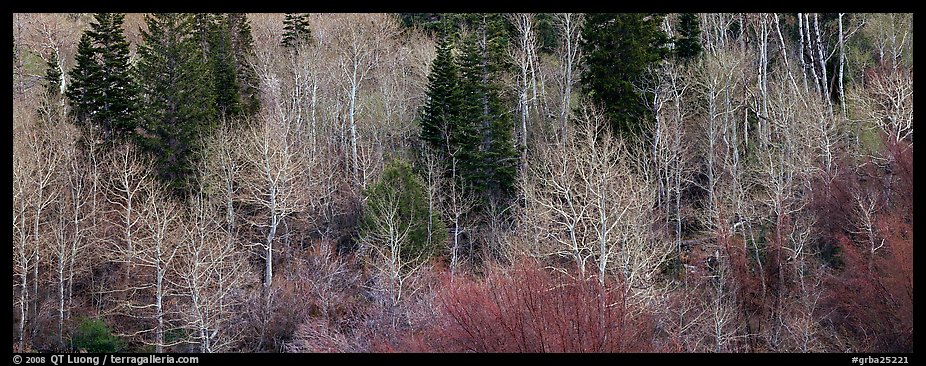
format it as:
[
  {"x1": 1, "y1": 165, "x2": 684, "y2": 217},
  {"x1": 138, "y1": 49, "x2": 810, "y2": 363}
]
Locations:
[
  {"x1": 66, "y1": 13, "x2": 139, "y2": 145},
  {"x1": 227, "y1": 13, "x2": 260, "y2": 117},
  {"x1": 281, "y1": 13, "x2": 312, "y2": 48},
  {"x1": 38, "y1": 51, "x2": 66, "y2": 124},
  {"x1": 580, "y1": 13, "x2": 669, "y2": 138},
  {"x1": 195, "y1": 14, "x2": 243, "y2": 118},
  {"x1": 675, "y1": 13, "x2": 703, "y2": 63},
  {"x1": 457, "y1": 14, "x2": 517, "y2": 205},
  {"x1": 135, "y1": 13, "x2": 218, "y2": 195},
  {"x1": 419, "y1": 33, "x2": 467, "y2": 160}
]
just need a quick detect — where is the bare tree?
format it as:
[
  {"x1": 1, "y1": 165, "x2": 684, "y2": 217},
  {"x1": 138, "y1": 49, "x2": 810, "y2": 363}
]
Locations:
[
  {"x1": 50, "y1": 123, "x2": 93, "y2": 347},
  {"x1": 848, "y1": 66, "x2": 913, "y2": 145},
  {"x1": 13, "y1": 109, "x2": 37, "y2": 348},
  {"x1": 508, "y1": 13, "x2": 539, "y2": 162},
  {"x1": 103, "y1": 143, "x2": 154, "y2": 286},
  {"x1": 442, "y1": 151, "x2": 477, "y2": 276},
  {"x1": 524, "y1": 104, "x2": 668, "y2": 300},
  {"x1": 554, "y1": 13, "x2": 583, "y2": 139},
  {"x1": 333, "y1": 14, "x2": 399, "y2": 187},
  {"x1": 238, "y1": 107, "x2": 305, "y2": 310},
  {"x1": 174, "y1": 187, "x2": 254, "y2": 353},
  {"x1": 360, "y1": 188, "x2": 421, "y2": 307},
  {"x1": 697, "y1": 48, "x2": 745, "y2": 230}
]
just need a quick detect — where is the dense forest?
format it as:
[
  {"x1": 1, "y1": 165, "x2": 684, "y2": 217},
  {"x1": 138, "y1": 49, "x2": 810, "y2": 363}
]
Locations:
[{"x1": 12, "y1": 13, "x2": 912, "y2": 353}]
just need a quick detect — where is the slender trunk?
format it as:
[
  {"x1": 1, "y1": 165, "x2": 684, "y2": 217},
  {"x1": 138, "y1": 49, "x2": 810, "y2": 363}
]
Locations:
[
  {"x1": 155, "y1": 256, "x2": 164, "y2": 353},
  {"x1": 349, "y1": 64, "x2": 360, "y2": 187},
  {"x1": 265, "y1": 213, "x2": 277, "y2": 294},
  {"x1": 803, "y1": 14, "x2": 823, "y2": 97},
  {"x1": 597, "y1": 187, "x2": 608, "y2": 287},
  {"x1": 58, "y1": 253, "x2": 65, "y2": 347},
  {"x1": 838, "y1": 13, "x2": 847, "y2": 118},
  {"x1": 814, "y1": 14, "x2": 833, "y2": 114}
]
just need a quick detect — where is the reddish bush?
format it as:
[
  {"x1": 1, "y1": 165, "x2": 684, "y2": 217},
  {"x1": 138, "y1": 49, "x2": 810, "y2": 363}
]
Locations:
[
  {"x1": 402, "y1": 258, "x2": 660, "y2": 352},
  {"x1": 815, "y1": 137, "x2": 913, "y2": 352}
]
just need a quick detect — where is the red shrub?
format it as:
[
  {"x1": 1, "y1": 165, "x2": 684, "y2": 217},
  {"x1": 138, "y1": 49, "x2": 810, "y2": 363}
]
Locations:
[
  {"x1": 404, "y1": 258, "x2": 660, "y2": 352},
  {"x1": 816, "y1": 137, "x2": 913, "y2": 352}
]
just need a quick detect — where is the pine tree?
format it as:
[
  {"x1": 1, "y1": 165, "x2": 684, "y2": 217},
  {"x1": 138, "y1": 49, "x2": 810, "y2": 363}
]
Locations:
[
  {"x1": 196, "y1": 14, "x2": 243, "y2": 118},
  {"x1": 66, "y1": 13, "x2": 139, "y2": 145},
  {"x1": 419, "y1": 33, "x2": 466, "y2": 160},
  {"x1": 281, "y1": 13, "x2": 312, "y2": 48},
  {"x1": 135, "y1": 13, "x2": 218, "y2": 195},
  {"x1": 38, "y1": 50, "x2": 66, "y2": 124},
  {"x1": 674, "y1": 13, "x2": 703, "y2": 63},
  {"x1": 227, "y1": 13, "x2": 260, "y2": 117},
  {"x1": 580, "y1": 13, "x2": 669, "y2": 138},
  {"x1": 457, "y1": 14, "x2": 517, "y2": 205}
]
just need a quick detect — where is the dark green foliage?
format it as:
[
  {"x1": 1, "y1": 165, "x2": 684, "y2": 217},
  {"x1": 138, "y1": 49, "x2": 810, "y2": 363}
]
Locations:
[
  {"x1": 419, "y1": 34, "x2": 466, "y2": 158},
  {"x1": 534, "y1": 13, "x2": 558, "y2": 53},
  {"x1": 674, "y1": 13, "x2": 703, "y2": 62},
  {"x1": 43, "y1": 51, "x2": 62, "y2": 96},
  {"x1": 202, "y1": 14, "x2": 243, "y2": 118},
  {"x1": 580, "y1": 13, "x2": 670, "y2": 138},
  {"x1": 71, "y1": 318, "x2": 125, "y2": 353},
  {"x1": 66, "y1": 13, "x2": 139, "y2": 144},
  {"x1": 135, "y1": 13, "x2": 217, "y2": 195},
  {"x1": 456, "y1": 15, "x2": 517, "y2": 205},
  {"x1": 38, "y1": 51, "x2": 65, "y2": 124},
  {"x1": 282, "y1": 13, "x2": 312, "y2": 48},
  {"x1": 227, "y1": 13, "x2": 260, "y2": 117},
  {"x1": 361, "y1": 159, "x2": 447, "y2": 265},
  {"x1": 399, "y1": 13, "x2": 443, "y2": 33},
  {"x1": 418, "y1": 15, "x2": 517, "y2": 208}
]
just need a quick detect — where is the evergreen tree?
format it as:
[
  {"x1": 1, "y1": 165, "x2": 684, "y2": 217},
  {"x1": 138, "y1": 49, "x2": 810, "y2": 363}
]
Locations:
[
  {"x1": 135, "y1": 13, "x2": 218, "y2": 195},
  {"x1": 198, "y1": 14, "x2": 243, "y2": 118},
  {"x1": 580, "y1": 13, "x2": 669, "y2": 138},
  {"x1": 674, "y1": 13, "x2": 703, "y2": 63},
  {"x1": 43, "y1": 51, "x2": 62, "y2": 96},
  {"x1": 38, "y1": 51, "x2": 66, "y2": 124},
  {"x1": 227, "y1": 13, "x2": 260, "y2": 117},
  {"x1": 66, "y1": 13, "x2": 139, "y2": 145},
  {"x1": 457, "y1": 14, "x2": 517, "y2": 205},
  {"x1": 417, "y1": 14, "x2": 516, "y2": 208},
  {"x1": 419, "y1": 33, "x2": 466, "y2": 161},
  {"x1": 360, "y1": 159, "x2": 447, "y2": 265},
  {"x1": 281, "y1": 13, "x2": 312, "y2": 48}
]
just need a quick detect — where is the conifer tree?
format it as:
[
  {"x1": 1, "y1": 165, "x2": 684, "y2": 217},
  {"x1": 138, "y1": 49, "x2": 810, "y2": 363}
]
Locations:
[
  {"x1": 204, "y1": 14, "x2": 243, "y2": 118},
  {"x1": 66, "y1": 13, "x2": 139, "y2": 144},
  {"x1": 135, "y1": 13, "x2": 218, "y2": 195},
  {"x1": 281, "y1": 13, "x2": 312, "y2": 48},
  {"x1": 457, "y1": 14, "x2": 517, "y2": 205},
  {"x1": 674, "y1": 13, "x2": 703, "y2": 63},
  {"x1": 580, "y1": 13, "x2": 669, "y2": 138},
  {"x1": 360, "y1": 159, "x2": 447, "y2": 265},
  {"x1": 227, "y1": 13, "x2": 260, "y2": 117},
  {"x1": 419, "y1": 32, "x2": 466, "y2": 161},
  {"x1": 38, "y1": 51, "x2": 66, "y2": 124}
]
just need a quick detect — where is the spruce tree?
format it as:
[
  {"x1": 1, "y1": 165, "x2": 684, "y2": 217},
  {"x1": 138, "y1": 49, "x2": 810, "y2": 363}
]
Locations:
[
  {"x1": 419, "y1": 33, "x2": 466, "y2": 161},
  {"x1": 135, "y1": 13, "x2": 218, "y2": 195},
  {"x1": 457, "y1": 14, "x2": 517, "y2": 205},
  {"x1": 580, "y1": 13, "x2": 669, "y2": 138},
  {"x1": 38, "y1": 51, "x2": 66, "y2": 124},
  {"x1": 675, "y1": 13, "x2": 703, "y2": 63},
  {"x1": 227, "y1": 13, "x2": 260, "y2": 117},
  {"x1": 199, "y1": 14, "x2": 243, "y2": 118},
  {"x1": 66, "y1": 13, "x2": 139, "y2": 145},
  {"x1": 281, "y1": 13, "x2": 312, "y2": 48}
]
